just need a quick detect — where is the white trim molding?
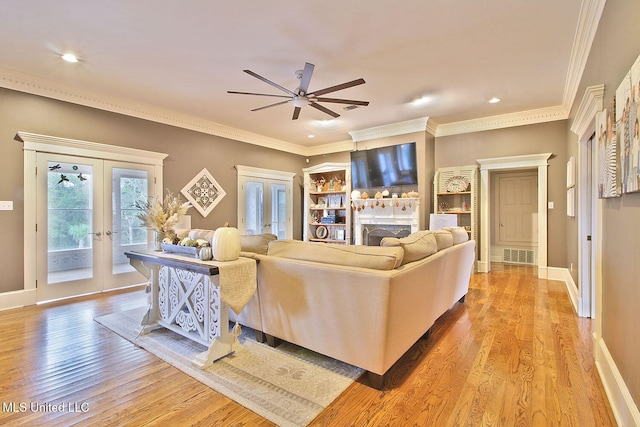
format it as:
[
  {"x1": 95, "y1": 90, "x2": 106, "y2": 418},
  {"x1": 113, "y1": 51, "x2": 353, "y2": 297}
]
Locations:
[
  {"x1": 349, "y1": 117, "x2": 429, "y2": 142},
  {"x1": 563, "y1": 0, "x2": 607, "y2": 109},
  {"x1": 436, "y1": 105, "x2": 568, "y2": 137},
  {"x1": 596, "y1": 338, "x2": 640, "y2": 427},
  {"x1": 547, "y1": 267, "x2": 580, "y2": 313},
  {"x1": 571, "y1": 84, "x2": 605, "y2": 138},
  {"x1": 11, "y1": 132, "x2": 168, "y2": 309},
  {"x1": 476, "y1": 153, "x2": 552, "y2": 276},
  {"x1": 16, "y1": 132, "x2": 168, "y2": 165},
  {"x1": 1, "y1": 67, "x2": 306, "y2": 156}
]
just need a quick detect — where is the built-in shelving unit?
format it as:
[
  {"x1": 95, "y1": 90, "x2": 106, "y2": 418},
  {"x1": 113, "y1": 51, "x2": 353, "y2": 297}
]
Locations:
[
  {"x1": 303, "y1": 163, "x2": 351, "y2": 244},
  {"x1": 433, "y1": 165, "x2": 478, "y2": 242}
]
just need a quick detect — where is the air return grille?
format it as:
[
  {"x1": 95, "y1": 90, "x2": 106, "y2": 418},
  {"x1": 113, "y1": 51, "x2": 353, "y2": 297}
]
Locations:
[{"x1": 503, "y1": 248, "x2": 535, "y2": 265}]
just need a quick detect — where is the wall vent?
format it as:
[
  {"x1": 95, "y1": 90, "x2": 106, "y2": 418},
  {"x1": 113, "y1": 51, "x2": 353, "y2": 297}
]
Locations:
[{"x1": 503, "y1": 248, "x2": 535, "y2": 265}]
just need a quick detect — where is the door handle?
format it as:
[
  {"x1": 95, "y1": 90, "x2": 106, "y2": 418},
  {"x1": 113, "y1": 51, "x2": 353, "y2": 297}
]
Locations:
[
  {"x1": 89, "y1": 231, "x2": 102, "y2": 237},
  {"x1": 106, "y1": 231, "x2": 117, "y2": 236}
]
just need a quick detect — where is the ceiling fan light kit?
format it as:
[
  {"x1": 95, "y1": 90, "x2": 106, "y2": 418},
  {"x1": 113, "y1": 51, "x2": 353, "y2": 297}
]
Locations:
[{"x1": 228, "y1": 62, "x2": 369, "y2": 120}]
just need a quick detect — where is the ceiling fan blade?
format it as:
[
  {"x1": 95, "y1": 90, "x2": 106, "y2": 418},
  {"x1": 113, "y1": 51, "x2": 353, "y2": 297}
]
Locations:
[
  {"x1": 243, "y1": 69, "x2": 296, "y2": 96},
  {"x1": 227, "y1": 91, "x2": 291, "y2": 99},
  {"x1": 313, "y1": 97, "x2": 370, "y2": 106},
  {"x1": 298, "y1": 62, "x2": 315, "y2": 95},
  {"x1": 308, "y1": 78, "x2": 366, "y2": 97},
  {"x1": 309, "y1": 102, "x2": 340, "y2": 118},
  {"x1": 292, "y1": 106, "x2": 301, "y2": 120},
  {"x1": 251, "y1": 100, "x2": 290, "y2": 112}
]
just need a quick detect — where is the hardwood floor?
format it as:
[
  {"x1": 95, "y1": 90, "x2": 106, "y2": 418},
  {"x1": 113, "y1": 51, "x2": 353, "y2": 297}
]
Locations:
[{"x1": 0, "y1": 265, "x2": 616, "y2": 426}]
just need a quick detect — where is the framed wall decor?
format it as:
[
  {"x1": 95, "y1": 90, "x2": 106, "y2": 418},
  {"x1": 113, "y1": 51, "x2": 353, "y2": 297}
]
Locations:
[{"x1": 181, "y1": 168, "x2": 226, "y2": 217}]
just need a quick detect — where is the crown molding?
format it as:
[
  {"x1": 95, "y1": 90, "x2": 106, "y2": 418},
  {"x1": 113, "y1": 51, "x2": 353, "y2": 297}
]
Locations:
[
  {"x1": 571, "y1": 84, "x2": 605, "y2": 139},
  {"x1": 0, "y1": 67, "x2": 306, "y2": 156},
  {"x1": 348, "y1": 117, "x2": 429, "y2": 142},
  {"x1": 0, "y1": 0, "x2": 605, "y2": 156},
  {"x1": 435, "y1": 105, "x2": 569, "y2": 137},
  {"x1": 562, "y1": 0, "x2": 607, "y2": 109}
]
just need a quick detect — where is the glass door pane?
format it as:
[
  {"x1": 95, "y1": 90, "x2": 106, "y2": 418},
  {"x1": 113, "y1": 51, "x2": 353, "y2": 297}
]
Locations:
[
  {"x1": 244, "y1": 181, "x2": 265, "y2": 235},
  {"x1": 104, "y1": 162, "x2": 154, "y2": 290},
  {"x1": 37, "y1": 154, "x2": 104, "y2": 302},
  {"x1": 271, "y1": 183, "x2": 287, "y2": 239},
  {"x1": 238, "y1": 173, "x2": 292, "y2": 238}
]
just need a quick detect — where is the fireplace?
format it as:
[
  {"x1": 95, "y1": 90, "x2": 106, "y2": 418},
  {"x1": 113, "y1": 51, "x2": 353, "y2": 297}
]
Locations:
[
  {"x1": 353, "y1": 197, "x2": 421, "y2": 245},
  {"x1": 362, "y1": 224, "x2": 412, "y2": 246}
]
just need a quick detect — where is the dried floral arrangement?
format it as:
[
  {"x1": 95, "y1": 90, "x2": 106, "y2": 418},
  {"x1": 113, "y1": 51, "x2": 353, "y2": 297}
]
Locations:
[{"x1": 135, "y1": 190, "x2": 192, "y2": 236}]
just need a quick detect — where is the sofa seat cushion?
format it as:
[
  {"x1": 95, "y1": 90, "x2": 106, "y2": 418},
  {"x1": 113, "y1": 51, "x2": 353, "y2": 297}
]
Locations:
[
  {"x1": 241, "y1": 233, "x2": 277, "y2": 254},
  {"x1": 433, "y1": 230, "x2": 454, "y2": 250},
  {"x1": 267, "y1": 240, "x2": 404, "y2": 270},
  {"x1": 443, "y1": 227, "x2": 470, "y2": 244},
  {"x1": 380, "y1": 230, "x2": 438, "y2": 265}
]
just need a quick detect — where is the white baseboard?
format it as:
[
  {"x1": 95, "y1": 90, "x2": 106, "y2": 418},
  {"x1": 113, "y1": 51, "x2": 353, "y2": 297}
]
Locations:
[
  {"x1": 547, "y1": 266, "x2": 581, "y2": 315},
  {"x1": 596, "y1": 337, "x2": 640, "y2": 426},
  {"x1": 0, "y1": 289, "x2": 36, "y2": 311}
]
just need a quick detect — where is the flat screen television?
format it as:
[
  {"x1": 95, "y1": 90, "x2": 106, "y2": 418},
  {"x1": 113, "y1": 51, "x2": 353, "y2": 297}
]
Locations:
[{"x1": 350, "y1": 142, "x2": 418, "y2": 189}]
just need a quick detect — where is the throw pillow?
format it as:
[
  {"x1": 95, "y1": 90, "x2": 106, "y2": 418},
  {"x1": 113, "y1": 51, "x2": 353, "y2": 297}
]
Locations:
[
  {"x1": 433, "y1": 230, "x2": 454, "y2": 250},
  {"x1": 380, "y1": 230, "x2": 437, "y2": 265}
]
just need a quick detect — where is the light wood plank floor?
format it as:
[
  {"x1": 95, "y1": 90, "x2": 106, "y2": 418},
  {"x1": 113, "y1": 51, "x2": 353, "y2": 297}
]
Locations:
[{"x1": 0, "y1": 264, "x2": 616, "y2": 426}]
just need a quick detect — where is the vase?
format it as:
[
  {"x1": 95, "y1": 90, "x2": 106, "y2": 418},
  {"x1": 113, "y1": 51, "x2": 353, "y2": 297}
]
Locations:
[{"x1": 153, "y1": 230, "x2": 164, "y2": 251}]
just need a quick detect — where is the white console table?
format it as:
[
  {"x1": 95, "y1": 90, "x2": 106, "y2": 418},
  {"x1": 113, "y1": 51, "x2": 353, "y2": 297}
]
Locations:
[{"x1": 125, "y1": 250, "x2": 256, "y2": 368}]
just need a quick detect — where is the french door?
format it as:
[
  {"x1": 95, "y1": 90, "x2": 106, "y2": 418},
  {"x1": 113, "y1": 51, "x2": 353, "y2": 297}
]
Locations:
[
  {"x1": 237, "y1": 166, "x2": 294, "y2": 239},
  {"x1": 36, "y1": 153, "x2": 154, "y2": 302}
]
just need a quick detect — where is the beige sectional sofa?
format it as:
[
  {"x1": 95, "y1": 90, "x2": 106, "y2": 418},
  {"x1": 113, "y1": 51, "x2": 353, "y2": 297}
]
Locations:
[{"x1": 234, "y1": 227, "x2": 476, "y2": 388}]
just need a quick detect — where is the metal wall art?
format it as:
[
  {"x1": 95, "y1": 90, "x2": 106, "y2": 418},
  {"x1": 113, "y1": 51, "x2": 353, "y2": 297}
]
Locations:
[{"x1": 181, "y1": 168, "x2": 226, "y2": 217}]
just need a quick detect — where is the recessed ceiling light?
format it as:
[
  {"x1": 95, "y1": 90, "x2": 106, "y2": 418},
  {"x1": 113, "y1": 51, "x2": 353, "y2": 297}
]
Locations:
[
  {"x1": 410, "y1": 96, "x2": 430, "y2": 106},
  {"x1": 489, "y1": 97, "x2": 501, "y2": 104},
  {"x1": 308, "y1": 134, "x2": 315, "y2": 138},
  {"x1": 61, "y1": 53, "x2": 79, "y2": 63}
]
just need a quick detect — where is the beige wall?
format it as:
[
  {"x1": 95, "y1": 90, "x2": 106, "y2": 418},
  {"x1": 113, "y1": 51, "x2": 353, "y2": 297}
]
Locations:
[
  {"x1": 570, "y1": 0, "x2": 640, "y2": 408},
  {"x1": 0, "y1": 88, "x2": 306, "y2": 293},
  {"x1": 435, "y1": 121, "x2": 569, "y2": 268}
]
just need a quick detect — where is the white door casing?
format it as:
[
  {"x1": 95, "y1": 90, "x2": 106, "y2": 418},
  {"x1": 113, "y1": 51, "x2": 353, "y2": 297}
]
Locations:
[
  {"x1": 236, "y1": 165, "x2": 295, "y2": 239},
  {"x1": 17, "y1": 132, "x2": 167, "y2": 306},
  {"x1": 477, "y1": 153, "x2": 552, "y2": 277}
]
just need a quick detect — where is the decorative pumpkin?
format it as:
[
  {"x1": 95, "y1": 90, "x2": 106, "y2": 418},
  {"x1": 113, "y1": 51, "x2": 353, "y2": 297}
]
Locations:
[
  {"x1": 212, "y1": 222, "x2": 241, "y2": 261},
  {"x1": 198, "y1": 246, "x2": 213, "y2": 261}
]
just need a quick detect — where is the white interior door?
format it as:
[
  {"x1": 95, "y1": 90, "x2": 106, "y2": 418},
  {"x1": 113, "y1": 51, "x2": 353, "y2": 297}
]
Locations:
[
  {"x1": 36, "y1": 154, "x2": 152, "y2": 301},
  {"x1": 495, "y1": 171, "x2": 538, "y2": 246}
]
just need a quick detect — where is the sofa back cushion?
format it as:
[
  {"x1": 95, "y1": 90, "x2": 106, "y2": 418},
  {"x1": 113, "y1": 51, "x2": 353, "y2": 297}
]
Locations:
[
  {"x1": 380, "y1": 230, "x2": 438, "y2": 265},
  {"x1": 443, "y1": 227, "x2": 470, "y2": 244},
  {"x1": 433, "y1": 230, "x2": 454, "y2": 250},
  {"x1": 188, "y1": 228, "x2": 215, "y2": 242},
  {"x1": 267, "y1": 240, "x2": 404, "y2": 270},
  {"x1": 241, "y1": 233, "x2": 277, "y2": 254}
]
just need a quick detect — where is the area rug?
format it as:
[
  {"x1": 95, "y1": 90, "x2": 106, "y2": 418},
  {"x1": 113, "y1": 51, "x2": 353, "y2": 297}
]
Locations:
[{"x1": 95, "y1": 307, "x2": 363, "y2": 426}]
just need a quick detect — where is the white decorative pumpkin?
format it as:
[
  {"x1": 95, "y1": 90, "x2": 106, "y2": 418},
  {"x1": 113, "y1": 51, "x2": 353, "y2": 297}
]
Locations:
[
  {"x1": 350, "y1": 190, "x2": 361, "y2": 199},
  {"x1": 212, "y1": 222, "x2": 241, "y2": 261}
]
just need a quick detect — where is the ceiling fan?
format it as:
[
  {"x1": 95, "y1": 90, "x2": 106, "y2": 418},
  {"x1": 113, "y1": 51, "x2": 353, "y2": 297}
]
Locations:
[{"x1": 228, "y1": 62, "x2": 369, "y2": 120}]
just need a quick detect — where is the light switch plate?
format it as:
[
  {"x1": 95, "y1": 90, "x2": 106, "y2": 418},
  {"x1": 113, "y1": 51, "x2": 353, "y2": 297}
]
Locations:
[
  {"x1": 0, "y1": 201, "x2": 14, "y2": 210},
  {"x1": 548, "y1": 201, "x2": 554, "y2": 209}
]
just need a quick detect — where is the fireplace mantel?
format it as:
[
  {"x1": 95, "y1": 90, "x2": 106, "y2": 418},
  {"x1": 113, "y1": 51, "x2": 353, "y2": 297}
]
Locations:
[{"x1": 352, "y1": 198, "x2": 420, "y2": 245}]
